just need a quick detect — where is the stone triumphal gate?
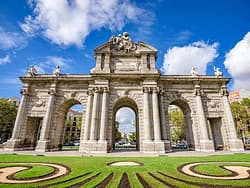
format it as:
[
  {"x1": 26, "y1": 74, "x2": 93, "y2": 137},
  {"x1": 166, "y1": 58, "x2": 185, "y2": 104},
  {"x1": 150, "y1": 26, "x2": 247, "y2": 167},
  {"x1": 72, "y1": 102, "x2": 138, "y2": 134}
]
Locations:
[{"x1": 7, "y1": 33, "x2": 243, "y2": 153}]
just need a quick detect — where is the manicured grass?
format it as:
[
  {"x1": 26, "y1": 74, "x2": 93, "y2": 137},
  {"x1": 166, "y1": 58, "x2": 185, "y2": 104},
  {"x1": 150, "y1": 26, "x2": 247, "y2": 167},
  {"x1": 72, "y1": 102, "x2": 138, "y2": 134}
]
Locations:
[
  {"x1": 0, "y1": 153, "x2": 250, "y2": 188},
  {"x1": 14, "y1": 165, "x2": 55, "y2": 179},
  {"x1": 194, "y1": 162, "x2": 250, "y2": 176}
]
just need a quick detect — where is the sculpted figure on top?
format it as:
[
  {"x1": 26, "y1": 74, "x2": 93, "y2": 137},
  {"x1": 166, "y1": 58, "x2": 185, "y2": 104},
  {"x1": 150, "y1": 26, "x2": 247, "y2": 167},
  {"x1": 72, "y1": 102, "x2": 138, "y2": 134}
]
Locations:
[
  {"x1": 27, "y1": 65, "x2": 37, "y2": 77},
  {"x1": 109, "y1": 32, "x2": 137, "y2": 52},
  {"x1": 214, "y1": 66, "x2": 223, "y2": 77}
]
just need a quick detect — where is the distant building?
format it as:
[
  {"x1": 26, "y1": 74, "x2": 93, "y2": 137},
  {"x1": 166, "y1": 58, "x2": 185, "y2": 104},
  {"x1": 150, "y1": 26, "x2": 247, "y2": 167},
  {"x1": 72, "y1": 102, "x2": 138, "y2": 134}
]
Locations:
[
  {"x1": 8, "y1": 97, "x2": 20, "y2": 107},
  {"x1": 168, "y1": 105, "x2": 180, "y2": 112},
  {"x1": 229, "y1": 90, "x2": 250, "y2": 103},
  {"x1": 63, "y1": 109, "x2": 82, "y2": 143}
]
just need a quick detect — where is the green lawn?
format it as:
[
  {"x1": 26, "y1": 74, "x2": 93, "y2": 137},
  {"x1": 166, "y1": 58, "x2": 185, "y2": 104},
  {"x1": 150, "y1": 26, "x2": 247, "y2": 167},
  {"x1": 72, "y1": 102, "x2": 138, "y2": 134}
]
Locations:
[{"x1": 0, "y1": 153, "x2": 250, "y2": 187}]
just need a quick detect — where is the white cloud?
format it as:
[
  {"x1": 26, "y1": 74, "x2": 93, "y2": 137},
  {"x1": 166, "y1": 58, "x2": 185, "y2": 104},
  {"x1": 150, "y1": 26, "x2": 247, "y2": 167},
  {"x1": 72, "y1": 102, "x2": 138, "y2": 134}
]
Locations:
[
  {"x1": 21, "y1": 0, "x2": 149, "y2": 47},
  {"x1": 162, "y1": 41, "x2": 218, "y2": 75},
  {"x1": 0, "y1": 55, "x2": 11, "y2": 65},
  {"x1": 116, "y1": 107, "x2": 135, "y2": 134},
  {"x1": 224, "y1": 32, "x2": 250, "y2": 90},
  {"x1": 0, "y1": 27, "x2": 27, "y2": 50}
]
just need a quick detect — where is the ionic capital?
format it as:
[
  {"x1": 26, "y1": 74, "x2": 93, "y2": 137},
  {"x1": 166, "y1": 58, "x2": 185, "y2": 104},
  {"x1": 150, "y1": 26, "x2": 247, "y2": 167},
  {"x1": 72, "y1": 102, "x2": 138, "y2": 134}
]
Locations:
[
  {"x1": 87, "y1": 88, "x2": 94, "y2": 96},
  {"x1": 194, "y1": 84, "x2": 201, "y2": 96},
  {"x1": 159, "y1": 89, "x2": 164, "y2": 96},
  {"x1": 152, "y1": 87, "x2": 160, "y2": 94},
  {"x1": 220, "y1": 85, "x2": 228, "y2": 96},
  {"x1": 143, "y1": 87, "x2": 151, "y2": 93},
  {"x1": 103, "y1": 87, "x2": 109, "y2": 93},
  {"x1": 48, "y1": 88, "x2": 56, "y2": 95},
  {"x1": 94, "y1": 87, "x2": 101, "y2": 93},
  {"x1": 20, "y1": 88, "x2": 29, "y2": 96}
]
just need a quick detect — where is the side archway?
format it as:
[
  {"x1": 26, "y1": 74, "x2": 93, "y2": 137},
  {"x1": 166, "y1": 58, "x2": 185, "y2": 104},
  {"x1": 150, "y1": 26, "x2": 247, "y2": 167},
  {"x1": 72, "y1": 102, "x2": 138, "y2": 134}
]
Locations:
[
  {"x1": 50, "y1": 99, "x2": 84, "y2": 150},
  {"x1": 168, "y1": 98, "x2": 195, "y2": 150}
]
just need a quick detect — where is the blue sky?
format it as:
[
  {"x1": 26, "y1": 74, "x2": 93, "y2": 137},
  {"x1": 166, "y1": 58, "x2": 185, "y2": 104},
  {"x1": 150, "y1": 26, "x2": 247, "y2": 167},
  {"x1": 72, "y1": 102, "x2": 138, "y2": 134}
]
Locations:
[{"x1": 0, "y1": 0, "x2": 250, "y2": 99}]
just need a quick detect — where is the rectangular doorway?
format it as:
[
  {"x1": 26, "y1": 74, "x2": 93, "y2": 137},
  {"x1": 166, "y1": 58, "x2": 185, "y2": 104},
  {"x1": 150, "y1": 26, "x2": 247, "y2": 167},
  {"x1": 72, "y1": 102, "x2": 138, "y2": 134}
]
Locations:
[
  {"x1": 24, "y1": 117, "x2": 43, "y2": 149},
  {"x1": 208, "y1": 118, "x2": 224, "y2": 150}
]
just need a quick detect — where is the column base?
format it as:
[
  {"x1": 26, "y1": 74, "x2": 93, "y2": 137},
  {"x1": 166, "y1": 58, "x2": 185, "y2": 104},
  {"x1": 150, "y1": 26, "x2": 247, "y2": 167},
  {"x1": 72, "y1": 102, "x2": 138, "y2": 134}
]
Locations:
[
  {"x1": 142, "y1": 140, "x2": 165, "y2": 153},
  {"x1": 162, "y1": 140, "x2": 171, "y2": 152},
  {"x1": 196, "y1": 139, "x2": 215, "y2": 152},
  {"x1": 227, "y1": 139, "x2": 244, "y2": 151},
  {"x1": 5, "y1": 139, "x2": 23, "y2": 151},
  {"x1": 79, "y1": 140, "x2": 108, "y2": 153},
  {"x1": 35, "y1": 140, "x2": 51, "y2": 152}
]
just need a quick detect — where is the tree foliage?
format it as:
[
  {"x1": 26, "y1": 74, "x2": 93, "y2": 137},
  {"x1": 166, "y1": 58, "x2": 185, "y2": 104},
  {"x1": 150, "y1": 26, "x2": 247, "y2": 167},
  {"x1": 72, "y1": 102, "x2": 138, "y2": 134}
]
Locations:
[
  {"x1": 129, "y1": 132, "x2": 136, "y2": 143},
  {"x1": 230, "y1": 99, "x2": 250, "y2": 139},
  {"x1": 114, "y1": 121, "x2": 122, "y2": 142},
  {"x1": 0, "y1": 99, "x2": 17, "y2": 127},
  {"x1": 241, "y1": 98, "x2": 250, "y2": 107},
  {"x1": 169, "y1": 110, "x2": 185, "y2": 143},
  {"x1": 0, "y1": 99, "x2": 17, "y2": 140}
]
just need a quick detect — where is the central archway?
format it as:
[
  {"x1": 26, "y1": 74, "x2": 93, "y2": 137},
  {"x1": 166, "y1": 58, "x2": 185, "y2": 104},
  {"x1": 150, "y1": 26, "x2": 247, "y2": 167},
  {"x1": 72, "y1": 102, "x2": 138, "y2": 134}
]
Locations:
[{"x1": 112, "y1": 97, "x2": 139, "y2": 151}]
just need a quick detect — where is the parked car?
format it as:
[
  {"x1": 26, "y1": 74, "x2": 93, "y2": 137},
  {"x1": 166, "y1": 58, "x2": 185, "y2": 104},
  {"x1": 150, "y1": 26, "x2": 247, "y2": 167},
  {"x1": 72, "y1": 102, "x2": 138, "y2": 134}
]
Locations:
[
  {"x1": 176, "y1": 143, "x2": 188, "y2": 149},
  {"x1": 244, "y1": 140, "x2": 250, "y2": 150},
  {"x1": 64, "y1": 141, "x2": 74, "y2": 146},
  {"x1": 73, "y1": 140, "x2": 80, "y2": 146}
]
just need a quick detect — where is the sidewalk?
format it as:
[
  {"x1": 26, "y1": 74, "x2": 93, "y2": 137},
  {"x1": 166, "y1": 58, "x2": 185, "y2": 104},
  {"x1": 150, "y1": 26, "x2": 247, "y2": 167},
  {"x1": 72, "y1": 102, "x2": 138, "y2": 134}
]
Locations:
[{"x1": 1, "y1": 148, "x2": 250, "y2": 157}]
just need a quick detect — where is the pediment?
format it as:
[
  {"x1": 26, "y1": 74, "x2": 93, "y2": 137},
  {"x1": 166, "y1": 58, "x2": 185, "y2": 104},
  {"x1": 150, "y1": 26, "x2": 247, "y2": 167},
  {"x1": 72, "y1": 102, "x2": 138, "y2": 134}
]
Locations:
[
  {"x1": 94, "y1": 33, "x2": 157, "y2": 55},
  {"x1": 95, "y1": 41, "x2": 157, "y2": 54}
]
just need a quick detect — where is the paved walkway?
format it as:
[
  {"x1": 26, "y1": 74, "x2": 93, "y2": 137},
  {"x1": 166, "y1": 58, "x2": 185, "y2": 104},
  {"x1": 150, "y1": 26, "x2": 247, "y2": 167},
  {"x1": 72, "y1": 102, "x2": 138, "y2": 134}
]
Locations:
[{"x1": 1, "y1": 148, "x2": 250, "y2": 157}]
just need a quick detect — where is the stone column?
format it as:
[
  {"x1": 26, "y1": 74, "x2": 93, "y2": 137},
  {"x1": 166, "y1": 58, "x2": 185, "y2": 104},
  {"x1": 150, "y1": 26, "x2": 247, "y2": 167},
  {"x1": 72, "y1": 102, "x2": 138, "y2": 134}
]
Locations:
[
  {"x1": 160, "y1": 92, "x2": 168, "y2": 140},
  {"x1": 159, "y1": 91, "x2": 171, "y2": 151},
  {"x1": 143, "y1": 87, "x2": 151, "y2": 141},
  {"x1": 10, "y1": 87, "x2": 29, "y2": 140},
  {"x1": 36, "y1": 87, "x2": 56, "y2": 151},
  {"x1": 194, "y1": 84, "x2": 213, "y2": 151},
  {"x1": 221, "y1": 85, "x2": 244, "y2": 151},
  {"x1": 83, "y1": 89, "x2": 94, "y2": 141},
  {"x1": 6, "y1": 86, "x2": 30, "y2": 150},
  {"x1": 99, "y1": 87, "x2": 109, "y2": 141},
  {"x1": 89, "y1": 87, "x2": 100, "y2": 141},
  {"x1": 152, "y1": 87, "x2": 161, "y2": 141}
]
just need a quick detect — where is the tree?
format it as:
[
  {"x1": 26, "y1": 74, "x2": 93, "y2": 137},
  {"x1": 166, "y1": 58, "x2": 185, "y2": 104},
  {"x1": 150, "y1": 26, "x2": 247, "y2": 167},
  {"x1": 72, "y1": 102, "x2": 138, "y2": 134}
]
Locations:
[
  {"x1": 0, "y1": 99, "x2": 17, "y2": 141},
  {"x1": 129, "y1": 132, "x2": 136, "y2": 143},
  {"x1": 169, "y1": 110, "x2": 185, "y2": 143},
  {"x1": 241, "y1": 98, "x2": 250, "y2": 107},
  {"x1": 230, "y1": 100, "x2": 250, "y2": 140},
  {"x1": 115, "y1": 121, "x2": 122, "y2": 142},
  {"x1": 76, "y1": 116, "x2": 82, "y2": 129}
]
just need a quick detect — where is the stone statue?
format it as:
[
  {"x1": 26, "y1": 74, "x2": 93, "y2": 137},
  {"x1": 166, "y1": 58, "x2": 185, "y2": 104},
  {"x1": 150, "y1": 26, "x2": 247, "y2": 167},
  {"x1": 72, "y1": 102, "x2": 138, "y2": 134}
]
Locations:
[
  {"x1": 190, "y1": 67, "x2": 198, "y2": 76},
  {"x1": 53, "y1": 65, "x2": 60, "y2": 76},
  {"x1": 214, "y1": 66, "x2": 223, "y2": 77},
  {"x1": 27, "y1": 65, "x2": 37, "y2": 77},
  {"x1": 109, "y1": 32, "x2": 137, "y2": 52}
]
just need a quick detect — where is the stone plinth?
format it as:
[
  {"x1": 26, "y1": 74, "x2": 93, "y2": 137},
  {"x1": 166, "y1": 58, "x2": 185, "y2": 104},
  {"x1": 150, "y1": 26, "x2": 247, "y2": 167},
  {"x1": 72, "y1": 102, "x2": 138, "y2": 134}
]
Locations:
[
  {"x1": 35, "y1": 140, "x2": 51, "y2": 152},
  {"x1": 198, "y1": 139, "x2": 215, "y2": 152},
  {"x1": 142, "y1": 140, "x2": 165, "y2": 153},
  {"x1": 227, "y1": 139, "x2": 244, "y2": 151},
  {"x1": 80, "y1": 141, "x2": 108, "y2": 153},
  {"x1": 5, "y1": 139, "x2": 22, "y2": 151}
]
